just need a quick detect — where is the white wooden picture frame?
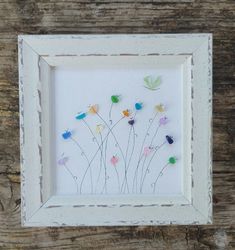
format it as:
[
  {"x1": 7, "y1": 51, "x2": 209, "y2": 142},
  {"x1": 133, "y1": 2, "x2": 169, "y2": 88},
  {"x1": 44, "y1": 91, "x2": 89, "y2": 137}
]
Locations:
[{"x1": 19, "y1": 34, "x2": 212, "y2": 226}]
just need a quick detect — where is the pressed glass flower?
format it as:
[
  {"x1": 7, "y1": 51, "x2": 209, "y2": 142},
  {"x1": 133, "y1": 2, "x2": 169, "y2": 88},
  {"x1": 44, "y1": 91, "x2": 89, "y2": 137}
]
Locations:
[
  {"x1": 135, "y1": 102, "x2": 143, "y2": 110},
  {"x1": 143, "y1": 146, "x2": 152, "y2": 156},
  {"x1": 88, "y1": 104, "x2": 99, "y2": 114},
  {"x1": 168, "y1": 156, "x2": 177, "y2": 164},
  {"x1": 62, "y1": 130, "x2": 72, "y2": 139},
  {"x1": 96, "y1": 124, "x2": 105, "y2": 134},
  {"x1": 122, "y1": 109, "x2": 130, "y2": 117},
  {"x1": 110, "y1": 156, "x2": 118, "y2": 166},
  {"x1": 58, "y1": 156, "x2": 69, "y2": 165},
  {"x1": 166, "y1": 135, "x2": 174, "y2": 144},
  {"x1": 111, "y1": 95, "x2": 120, "y2": 103},
  {"x1": 128, "y1": 119, "x2": 135, "y2": 126},
  {"x1": 159, "y1": 116, "x2": 168, "y2": 125},
  {"x1": 76, "y1": 112, "x2": 86, "y2": 120},
  {"x1": 155, "y1": 104, "x2": 165, "y2": 113}
]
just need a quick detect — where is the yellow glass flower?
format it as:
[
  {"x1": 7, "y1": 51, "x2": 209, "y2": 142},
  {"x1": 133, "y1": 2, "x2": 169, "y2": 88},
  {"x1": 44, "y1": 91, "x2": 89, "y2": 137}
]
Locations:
[
  {"x1": 96, "y1": 124, "x2": 105, "y2": 134},
  {"x1": 155, "y1": 104, "x2": 165, "y2": 113},
  {"x1": 88, "y1": 104, "x2": 99, "y2": 114}
]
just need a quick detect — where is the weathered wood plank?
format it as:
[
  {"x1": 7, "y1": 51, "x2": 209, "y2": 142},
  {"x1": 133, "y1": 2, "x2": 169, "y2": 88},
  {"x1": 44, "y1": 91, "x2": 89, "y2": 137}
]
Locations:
[{"x1": 0, "y1": 0, "x2": 234, "y2": 248}]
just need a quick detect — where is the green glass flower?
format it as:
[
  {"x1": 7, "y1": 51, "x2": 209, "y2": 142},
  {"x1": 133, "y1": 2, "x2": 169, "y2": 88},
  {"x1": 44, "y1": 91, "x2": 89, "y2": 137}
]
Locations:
[
  {"x1": 168, "y1": 156, "x2": 177, "y2": 164},
  {"x1": 111, "y1": 95, "x2": 120, "y2": 103}
]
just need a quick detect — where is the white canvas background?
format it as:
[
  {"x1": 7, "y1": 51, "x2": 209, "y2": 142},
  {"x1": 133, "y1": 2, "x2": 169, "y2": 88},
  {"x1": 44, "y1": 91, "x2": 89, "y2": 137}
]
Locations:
[{"x1": 52, "y1": 61, "x2": 183, "y2": 196}]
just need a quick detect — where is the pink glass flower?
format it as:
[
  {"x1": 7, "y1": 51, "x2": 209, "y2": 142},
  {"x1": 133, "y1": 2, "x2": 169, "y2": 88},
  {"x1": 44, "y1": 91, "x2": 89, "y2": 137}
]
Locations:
[
  {"x1": 143, "y1": 146, "x2": 153, "y2": 156},
  {"x1": 110, "y1": 156, "x2": 118, "y2": 166}
]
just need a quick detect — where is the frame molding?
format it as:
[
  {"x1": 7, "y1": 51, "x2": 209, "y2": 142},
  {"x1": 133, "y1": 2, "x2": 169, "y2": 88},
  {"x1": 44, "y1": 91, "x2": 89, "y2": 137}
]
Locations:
[{"x1": 19, "y1": 34, "x2": 212, "y2": 226}]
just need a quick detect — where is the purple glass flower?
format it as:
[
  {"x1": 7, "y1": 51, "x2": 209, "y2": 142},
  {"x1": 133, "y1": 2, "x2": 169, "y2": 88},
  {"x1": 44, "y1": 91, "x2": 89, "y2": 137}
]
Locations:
[
  {"x1": 159, "y1": 116, "x2": 168, "y2": 125},
  {"x1": 58, "y1": 156, "x2": 69, "y2": 165}
]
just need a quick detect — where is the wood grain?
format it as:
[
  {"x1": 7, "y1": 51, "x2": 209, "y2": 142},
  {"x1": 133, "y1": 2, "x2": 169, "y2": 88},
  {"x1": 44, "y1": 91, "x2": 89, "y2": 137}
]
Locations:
[{"x1": 0, "y1": 0, "x2": 234, "y2": 249}]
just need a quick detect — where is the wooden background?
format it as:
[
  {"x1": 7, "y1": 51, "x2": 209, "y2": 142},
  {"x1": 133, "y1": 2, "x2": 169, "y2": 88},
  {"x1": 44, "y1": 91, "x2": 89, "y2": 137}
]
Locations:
[{"x1": 0, "y1": 0, "x2": 234, "y2": 249}]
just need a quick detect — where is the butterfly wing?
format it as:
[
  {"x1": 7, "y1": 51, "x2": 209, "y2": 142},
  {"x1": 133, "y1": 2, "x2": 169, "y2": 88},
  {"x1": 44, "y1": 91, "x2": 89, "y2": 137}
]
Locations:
[
  {"x1": 144, "y1": 76, "x2": 154, "y2": 90},
  {"x1": 152, "y1": 76, "x2": 161, "y2": 89},
  {"x1": 144, "y1": 76, "x2": 161, "y2": 90},
  {"x1": 144, "y1": 75, "x2": 150, "y2": 83}
]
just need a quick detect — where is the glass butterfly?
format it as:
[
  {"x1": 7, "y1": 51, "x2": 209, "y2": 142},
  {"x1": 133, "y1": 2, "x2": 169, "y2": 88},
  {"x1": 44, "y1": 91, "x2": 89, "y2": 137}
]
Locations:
[{"x1": 143, "y1": 76, "x2": 161, "y2": 91}]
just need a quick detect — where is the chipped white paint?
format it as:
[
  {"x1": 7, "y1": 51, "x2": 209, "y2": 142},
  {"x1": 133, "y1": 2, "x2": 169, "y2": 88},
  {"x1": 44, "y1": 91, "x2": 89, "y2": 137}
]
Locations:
[
  {"x1": 18, "y1": 34, "x2": 212, "y2": 226},
  {"x1": 213, "y1": 229, "x2": 228, "y2": 249}
]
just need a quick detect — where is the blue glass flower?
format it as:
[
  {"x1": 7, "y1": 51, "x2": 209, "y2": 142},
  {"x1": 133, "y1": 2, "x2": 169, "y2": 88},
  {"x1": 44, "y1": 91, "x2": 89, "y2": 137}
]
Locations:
[
  {"x1": 166, "y1": 135, "x2": 174, "y2": 144},
  {"x1": 128, "y1": 119, "x2": 135, "y2": 126},
  {"x1": 62, "y1": 131, "x2": 72, "y2": 139},
  {"x1": 135, "y1": 102, "x2": 143, "y2": 110},
  {"x1": 76, "y1": 112, "x2": 86, "y2": 120}
]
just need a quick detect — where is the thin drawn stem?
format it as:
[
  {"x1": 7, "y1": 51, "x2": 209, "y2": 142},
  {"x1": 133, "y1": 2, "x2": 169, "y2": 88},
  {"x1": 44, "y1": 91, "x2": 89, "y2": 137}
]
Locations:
[
  {"x1": 124, "y1": 126, "x2": 137, "y2": 192},
  {"x1": 80, "y1": 117, "x2": 124, "y2": 194},
  {"x1": 103, "y1": 127, "x2": 109, "y2": 194},
  {"x1": 122, "y1": 112, "x2": 138, "y2": 193},
  {"x1": 139, "y1": 124, "x2": 161, "y2": 192},
  {"x1": 140, "y1": 142, "x2": 166, "y2": 193},
  {"x1": 64, "y1": 163, "x2": 78, "y2": 194},
  {"x1": 95, "y1": 133, "x2": 104, "y2": 193},
  {"x1": 70, "y1": 137, "x2": 92, "y2": 194},
  {"x1": 121, "y1": 126, "x2": 138, "y2": 193},
  {"x1": 121, "y1": 125, "x2": 132, "y2": 193},
  {"x1": 101, "y1": 175, "x2": 108, "y2": 194},
  {"x1": 82, "y1": 119, "x2": 98, "y2": 144},
  {"x1": 149, "y1": 124, "x2": 161, "y2": 147},
  {"x1": 139, "y1": 155, "x2": 148, "y2": 192},
  {"x1": 82, "y1": 119, "x2": 107, "y2": 194},
  {"x1": 114, "y1": 166, "x2": 120, "y2": 193},
  {"x1": 132, "y1": 112, "x2": 158, "y2": 193},
  {"x1": 152, "y1": 163, "x2": 169, "y2": 194},
  {"x1": 101, "y1": 110, "x2": 124, "y2": 193},
  {"x1": 101, "y1": 164, "x2": 108, "y2": 194},
  {"x1": 109, "y1": 102, "x2": 113, "y2": 124},
  {"x1": 124, "y1": 127, "x2": 132, "y2": 192},
  {"x1": 104, "y1": 164, "x2": 108, "y2": 194},
  {"x1": 96, "y1": 112, "x2": 126, "y2": 181},
  {"x1": 127, "y1": 125, "x2": 136, "y2": 172}
]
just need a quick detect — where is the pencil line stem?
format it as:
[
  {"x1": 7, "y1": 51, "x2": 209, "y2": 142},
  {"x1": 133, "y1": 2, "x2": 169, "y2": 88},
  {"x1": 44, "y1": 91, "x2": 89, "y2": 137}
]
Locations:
[
  {"x1": 120, "y1": 125, "x2": 136, "y2": 192},
  {"x1": 79, "y1": 117, "x2": 124, "y2": 194},
  {"x1": 140, "y1": 142, "x2": 166, "y2": 192},
  {"x1": 64, "y1": 163, "x2": 78, "y2": 194},
  {"x1": 150, "y1": 124, "x2": 161, "y2": 147},
  {"x1": 152, "y1": 163, "x2": 169, "y2": 194},
  {"x1": 109, "y1": 102, "x2": 113, "y2": 124},
  {"x1": 95, "y1": 133, "x2": 104, "y2": 193},
  {"x1": 70, "y1": 137, "x2": 92, "y2": 194},
  {"x1": 132, "y1": 112, "x2": 158, "y2": 193},
  {"x1": 114, "y1": 165, "x2": 120, "y2": 193},
  {"x1": 121, "y1": 125, "x2": 132, "y2": 193},
  {"x1": 139, "y1": 155, "x2": 147, "y2": 192},
  {"x1": 96, "y1": 113, "x2": 126, "y2": 176}
]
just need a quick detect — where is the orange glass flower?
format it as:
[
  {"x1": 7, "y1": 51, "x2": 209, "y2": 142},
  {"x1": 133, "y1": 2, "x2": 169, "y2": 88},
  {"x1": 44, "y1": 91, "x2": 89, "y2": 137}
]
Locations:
[
  {"x1": 122, "y1": 109, "x2": 130, "y2": 117},
  {"x1": 88, "y1": 104, "x2": 99, "y2": 114}
]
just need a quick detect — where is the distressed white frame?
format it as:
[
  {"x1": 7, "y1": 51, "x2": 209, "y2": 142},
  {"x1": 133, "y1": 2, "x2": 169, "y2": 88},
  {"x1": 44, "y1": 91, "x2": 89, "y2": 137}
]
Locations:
[{"x1": 19, "y1": 34, "x2": 212, "y2": 226}]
